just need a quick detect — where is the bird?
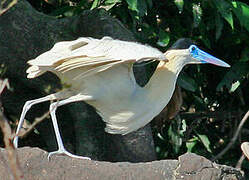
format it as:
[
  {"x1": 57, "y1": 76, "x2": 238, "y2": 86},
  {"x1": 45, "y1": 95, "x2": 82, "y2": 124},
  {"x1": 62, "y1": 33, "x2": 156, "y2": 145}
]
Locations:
[{"x1": 13, "y1": 36, "x2": 230, "y2": 160}]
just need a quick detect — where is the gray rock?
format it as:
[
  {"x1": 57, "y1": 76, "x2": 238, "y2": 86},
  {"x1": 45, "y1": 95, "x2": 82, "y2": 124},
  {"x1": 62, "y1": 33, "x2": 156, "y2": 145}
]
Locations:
[{"x1": 0, "y1": 148, "x2": 244, "y2": 180}]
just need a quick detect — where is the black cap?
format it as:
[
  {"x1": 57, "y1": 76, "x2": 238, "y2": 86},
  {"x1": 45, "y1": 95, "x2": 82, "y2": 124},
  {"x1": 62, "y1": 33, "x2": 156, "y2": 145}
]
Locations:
[{"x1": 170, "y1": 38, "x2": 193, "y2": 50}]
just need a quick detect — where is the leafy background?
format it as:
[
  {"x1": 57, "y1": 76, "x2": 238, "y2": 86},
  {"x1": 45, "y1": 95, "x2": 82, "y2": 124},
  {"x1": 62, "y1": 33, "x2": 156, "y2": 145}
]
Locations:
[{"x1": 4, "y1": 0, "x2": 249, "y2": 177}]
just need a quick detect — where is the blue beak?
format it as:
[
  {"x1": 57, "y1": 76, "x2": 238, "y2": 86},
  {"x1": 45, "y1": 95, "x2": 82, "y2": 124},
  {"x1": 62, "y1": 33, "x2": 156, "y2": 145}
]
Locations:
[{"x1": 190, "y1": 45, "x2": 230, "y2": 68}]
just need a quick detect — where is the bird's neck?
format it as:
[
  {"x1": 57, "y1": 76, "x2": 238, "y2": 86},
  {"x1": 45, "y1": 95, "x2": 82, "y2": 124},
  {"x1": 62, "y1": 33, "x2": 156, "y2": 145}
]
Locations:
[{"x1": 144, "y1": 58, "x2": 185, "y2": 102}]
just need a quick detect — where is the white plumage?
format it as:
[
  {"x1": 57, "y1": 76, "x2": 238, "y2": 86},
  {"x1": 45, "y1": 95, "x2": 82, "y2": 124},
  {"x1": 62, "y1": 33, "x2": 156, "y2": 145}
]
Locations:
[
  {"x1": 14, "y1": 36, "x2": 229, "y2": 159},
  {"x1": 27, "y1": 37, "x2": 165, "y2": 79},
  {"x1": 26, "y1": 36, "x2": 170, "y2": 135}
]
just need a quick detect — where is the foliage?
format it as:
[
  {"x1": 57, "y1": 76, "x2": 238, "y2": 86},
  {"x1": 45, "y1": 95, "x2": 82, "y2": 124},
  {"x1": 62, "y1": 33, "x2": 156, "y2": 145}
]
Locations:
[
  {"x1": 25, "y1": 0, "x2": 249, "y2": 176},
  {"x1": 0, "y1": 0, "x2": 17, "y2": 16}
]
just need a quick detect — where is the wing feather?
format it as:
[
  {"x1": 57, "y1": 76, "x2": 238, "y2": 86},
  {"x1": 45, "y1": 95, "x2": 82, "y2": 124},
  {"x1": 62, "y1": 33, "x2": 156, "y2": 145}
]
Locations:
[
  {"x1": 54, "y1": 56, "x2": 118, "y2": 73},
  {"x1": 73, "y1": 61, "x2": 128, "y2": 80},
  {"x1": 27, "y1": 36, "x2": 167, "y2": 79}
]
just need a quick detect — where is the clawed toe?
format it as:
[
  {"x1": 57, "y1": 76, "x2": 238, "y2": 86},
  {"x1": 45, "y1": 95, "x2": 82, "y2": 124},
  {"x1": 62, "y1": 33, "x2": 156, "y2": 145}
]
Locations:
[
  {"x1": 47, "y1": 150, "x2": 91, "y2": 160},
  {"x1": 13, "y1": 137, "x2": 18, "y2": 148}
]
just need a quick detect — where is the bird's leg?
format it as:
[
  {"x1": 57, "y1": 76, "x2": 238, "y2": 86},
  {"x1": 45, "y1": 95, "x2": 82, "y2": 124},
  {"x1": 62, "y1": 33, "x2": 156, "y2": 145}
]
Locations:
[
  {"x1": 14, "y1": 90, "x2": 75, "y2": 148},
  {"x1": 14, "y1": 94, "x2": 57, "y2": 148},
  {"x1": 48, "y1": 94, "x2": 93, "y2": 160}
]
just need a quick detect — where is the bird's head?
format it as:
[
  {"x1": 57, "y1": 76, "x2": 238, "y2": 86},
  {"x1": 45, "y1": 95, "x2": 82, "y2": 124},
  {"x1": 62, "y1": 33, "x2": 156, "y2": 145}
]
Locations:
[{"x1": 165, "y1": 39, "x2": 230, "y2": 68}]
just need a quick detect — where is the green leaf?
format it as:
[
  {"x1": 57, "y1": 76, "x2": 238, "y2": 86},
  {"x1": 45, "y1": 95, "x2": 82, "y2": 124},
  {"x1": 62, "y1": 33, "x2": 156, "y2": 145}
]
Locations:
[
  {"x1": 91, "y1": 0, "x2": 121, "y2": 10},
  {"x1": 174, "y1": 0, "x2": 184, "y2": 13},
  {"x1": 186, "y1": 136, "x2": 198, "y2": 152},
  {"x1": 192, "y1": 95, "x2": 208, "y2": 111},
  {"x1": 137, "y1": 0, "x2": 148, "y2": 17},
  {"x1": 126, "y1": 0, "x2": 138, "y2": 12},
  {"x1": 49, "y1": 6, "x2": 75, "y2": 17},
  {"x1": 125, "y1": 0, "x2": 148, "y2": 17},
  {"x1": 168, "y1": 124, "x2": 182, "y2": 154},
  {"x1": 240, "y1": 47, "x2": 249, "y2": 62},
  {"x1": 103, "y1": 0, "x2": 122, "y2": 10},
  {"x1": 216, "y1": 62, "x2": 249, "y2": 92},
  {"x1": 230, "y1": 81, "x2": 240, "y2": 93},
  {"x1": 213, "y1": 0, "x2": 234, "y2": 29},
  {"x1": 180, "y1": 120, "x2": 187, "y2": 135},
  {"x1": 200, "y1": 37, "x2": 211, "y2": 49},
  {"x1": 198, "y1": 23, "x2": 211, "y2": 48},
  {"x1": 232, "y1": 1, "x2": 249, "y2": 32},
  {"x1": 157, "y1": 29, "x2": 170, "y2": 47},
  {"x1": 157, "y1": 133, "x2": 165, "y2": 141},
  {"x1": 178, "y1": 73, "x2": 198, "y2": 92},
  {"x1": 105, "y1": 0, "x2": 122, "y2": 4},
  {"x1": 168, "y1": 118, "x2": 185, "y2": 154},
  {"x1": 192, "y1": 3, "x2": 202, "y2": 27},
  {"x1": 146, "y1": 0, "x2": 153, "y2": 9},
  {"x1": 215, "y1": 13, "x2": 224, "y2": 40},
  {"x1": 196, "y1": 134, "x2": 212, "y2": 153},
  {"x1": 91, "y1": 0, "x2": 101, "y2": 9}
]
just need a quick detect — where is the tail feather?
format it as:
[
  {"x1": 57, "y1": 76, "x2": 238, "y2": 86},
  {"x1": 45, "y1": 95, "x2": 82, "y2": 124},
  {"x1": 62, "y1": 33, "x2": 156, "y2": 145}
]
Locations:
[{"x1": 26, "y1": 65, "x2": 45, "y2": 78}]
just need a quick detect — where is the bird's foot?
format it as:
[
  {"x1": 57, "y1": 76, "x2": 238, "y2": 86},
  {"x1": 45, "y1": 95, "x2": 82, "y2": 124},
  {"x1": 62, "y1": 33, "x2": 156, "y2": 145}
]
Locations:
[
  {"x1": 13, "y1": 136, "x2": 19, "y2": 148},
  {"x1": 47, "y1": 149, "x2": 91, "y2": 160}
]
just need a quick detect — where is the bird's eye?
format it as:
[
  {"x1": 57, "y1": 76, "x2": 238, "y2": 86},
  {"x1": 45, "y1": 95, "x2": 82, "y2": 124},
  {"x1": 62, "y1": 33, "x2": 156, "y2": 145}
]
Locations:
[{"x1": 189, "y1": 45, "x2": 197, "y2": 54}]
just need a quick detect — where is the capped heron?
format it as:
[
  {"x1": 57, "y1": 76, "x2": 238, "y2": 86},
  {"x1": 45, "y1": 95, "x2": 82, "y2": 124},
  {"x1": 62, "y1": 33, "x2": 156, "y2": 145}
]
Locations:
[{"x1": 13, "y1": 37, "x2": 230, "y2": 159}]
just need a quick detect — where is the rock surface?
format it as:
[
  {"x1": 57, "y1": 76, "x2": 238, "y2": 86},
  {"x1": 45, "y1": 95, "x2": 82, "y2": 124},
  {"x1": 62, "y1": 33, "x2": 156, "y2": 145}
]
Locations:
[{"x1": 0, "y1": 147, "x2": 244, "y2": 180}]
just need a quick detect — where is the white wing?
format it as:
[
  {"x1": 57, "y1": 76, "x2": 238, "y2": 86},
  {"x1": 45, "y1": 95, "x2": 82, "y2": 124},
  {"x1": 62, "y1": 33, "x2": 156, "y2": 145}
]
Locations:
[{"x1": 27, "y1": 36, "x2": 167, "y2": 78}]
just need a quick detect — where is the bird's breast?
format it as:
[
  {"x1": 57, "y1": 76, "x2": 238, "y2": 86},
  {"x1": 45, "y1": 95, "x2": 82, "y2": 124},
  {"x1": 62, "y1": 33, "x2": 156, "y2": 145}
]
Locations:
[
  {"x1": 59, "y1": 62, "x2": 178, "y2": 135},
  {"x1": 89, "y1": 64, "x2": 177, "y2": 135}
]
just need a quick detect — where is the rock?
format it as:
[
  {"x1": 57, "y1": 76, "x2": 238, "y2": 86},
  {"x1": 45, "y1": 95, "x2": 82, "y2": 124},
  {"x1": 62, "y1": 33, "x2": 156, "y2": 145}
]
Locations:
[
  {"x1": 0, "y1": 147, "x2": 244, "y2": 180},
  {"x1": 176, "y1": 153, "x2": 244, "y2": 179}
]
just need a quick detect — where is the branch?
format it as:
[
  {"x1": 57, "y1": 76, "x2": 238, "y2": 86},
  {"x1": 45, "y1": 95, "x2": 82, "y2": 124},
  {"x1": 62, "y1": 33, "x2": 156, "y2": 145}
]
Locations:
[
  {"x1": 241, "y1": 142, "x2": 249, "y2": 161},
  {"x1": 211, "y1": 110, "x2": 249, "y2": 161},
  {"x1": 0, "y1": 0, "x2": 18, "y2": 16},
  {"x1": 17, "y1": 111, "x2": 50, "y2": 139},
  {"x1": 0, "y1": 79, "x2": 9, "y2": 94},
  {"x1": 0, "y1": 78, "x2": 24, "y2": 180},
  {"x1": 179, "y1": 111, "x2": 242, "y2": 121}
]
